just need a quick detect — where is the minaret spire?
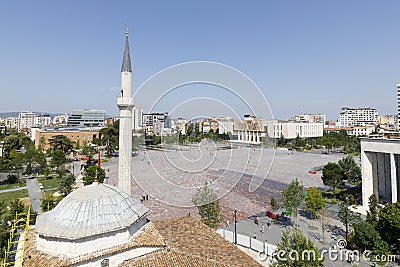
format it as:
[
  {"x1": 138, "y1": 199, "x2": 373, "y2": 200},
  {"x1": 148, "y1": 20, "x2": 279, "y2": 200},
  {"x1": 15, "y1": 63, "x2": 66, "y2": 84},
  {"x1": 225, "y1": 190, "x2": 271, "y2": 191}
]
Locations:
[{"x1": 121, "y1": 25, "x2": 132, "y2": 73}]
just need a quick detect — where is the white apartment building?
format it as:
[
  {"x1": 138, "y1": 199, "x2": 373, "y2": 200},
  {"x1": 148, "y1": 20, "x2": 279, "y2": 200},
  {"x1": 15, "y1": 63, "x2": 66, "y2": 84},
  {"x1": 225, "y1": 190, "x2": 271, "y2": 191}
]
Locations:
[
  {"x1": 18, "y1": 111, "x2": 36, "y2": 131},
  {"x1": 267, "y1": 121, "x2": 323, "y2": 139},
  {"x1": 339, "y1": 107, "x2": 378, "y2": 127},
  {"x1": 351, "y1": 126, "x2": 375, "y2": 136},
  {"x1": 52, "y1": 113, "x2": 69, "y2": 126},
  {"x1": 142, "y1": 113, "x2": 165, "y2": 134},
  {"x1": 397, "y1": 84, "x2": 400, "y2": 117},
  {"x1": 5, "y1": 117, "x2": 19, "y2": 129},
  {"x1": 34, "y1": 114, "x2": 52, "y2": 127},
  {"x1": 132, "y1": 106, "x2": 143, "y2": 130},
  {"x1": 291, "y1": 114, "x2": 326, "y2": 125},
  {"x1": 216, "y1": 116, "x2": 234, "y2": 134}
]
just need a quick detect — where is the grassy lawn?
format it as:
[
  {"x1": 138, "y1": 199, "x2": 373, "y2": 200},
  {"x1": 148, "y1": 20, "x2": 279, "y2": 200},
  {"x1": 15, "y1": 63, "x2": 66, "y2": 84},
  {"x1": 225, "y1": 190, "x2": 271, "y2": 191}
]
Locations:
[
  {"x1": 38, "y1": 176, "x2": 60, "y2": 190},
  {"x1": 0, "y1": 189, "x2": 29, "y2": 204}
]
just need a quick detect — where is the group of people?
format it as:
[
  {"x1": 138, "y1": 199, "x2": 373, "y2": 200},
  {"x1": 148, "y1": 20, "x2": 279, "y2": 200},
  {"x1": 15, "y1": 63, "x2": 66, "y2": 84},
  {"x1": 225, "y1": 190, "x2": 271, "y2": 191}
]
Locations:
[{"x1": 252, "y1": 216, "x2": 272, "y2": 239}]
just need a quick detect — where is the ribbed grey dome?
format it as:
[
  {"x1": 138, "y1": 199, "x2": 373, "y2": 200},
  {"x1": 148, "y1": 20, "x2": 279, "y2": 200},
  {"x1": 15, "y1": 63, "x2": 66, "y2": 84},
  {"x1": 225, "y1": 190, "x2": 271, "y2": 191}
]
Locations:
[{"x1": 36, "y1": 183, "x2": 148, "y2": 240}]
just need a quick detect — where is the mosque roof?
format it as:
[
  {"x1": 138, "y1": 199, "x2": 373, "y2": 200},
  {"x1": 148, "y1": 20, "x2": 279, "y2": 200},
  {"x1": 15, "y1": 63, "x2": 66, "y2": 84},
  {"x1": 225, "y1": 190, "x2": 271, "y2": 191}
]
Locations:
[{"x1": 35, "y1": 183, "x2": 148, "y2": 240}]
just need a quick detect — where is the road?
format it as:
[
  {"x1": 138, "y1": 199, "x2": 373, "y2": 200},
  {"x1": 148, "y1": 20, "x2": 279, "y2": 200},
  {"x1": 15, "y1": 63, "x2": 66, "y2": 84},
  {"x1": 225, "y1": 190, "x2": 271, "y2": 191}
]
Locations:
[
  {"x1": 26, "y1": 178, "x2": 43, "y2": 213},
  {"x1": 0, "y1": 186, "x2": 27, "y2": 194},
  {"x1": 222, "y1": 210, "x2": 372, "y2": 267}
]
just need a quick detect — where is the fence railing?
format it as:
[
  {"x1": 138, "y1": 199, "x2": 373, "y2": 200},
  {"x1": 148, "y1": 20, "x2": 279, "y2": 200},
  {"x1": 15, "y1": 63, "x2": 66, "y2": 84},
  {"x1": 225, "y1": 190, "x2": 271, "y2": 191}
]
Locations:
[{"x1": 216, "y1": 229, "x2": 277, "y2": 257}]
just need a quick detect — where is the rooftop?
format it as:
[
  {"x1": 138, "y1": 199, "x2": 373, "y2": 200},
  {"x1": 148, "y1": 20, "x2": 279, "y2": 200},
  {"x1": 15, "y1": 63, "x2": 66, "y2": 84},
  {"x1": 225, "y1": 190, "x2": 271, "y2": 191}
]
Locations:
[{"x1": 36, "y1": 183, "x2": 148, "y2": 239}]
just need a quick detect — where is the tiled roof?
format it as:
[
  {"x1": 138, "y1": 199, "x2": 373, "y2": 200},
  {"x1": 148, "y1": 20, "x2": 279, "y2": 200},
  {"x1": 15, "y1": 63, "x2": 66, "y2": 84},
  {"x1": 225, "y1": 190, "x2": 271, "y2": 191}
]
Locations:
[
  {"x1": 23, "y1": 217, "x2": 259, "y2": 267},
  {"x1": 22, "y1": 222, "x2": 165, "y2": 267},
  {"x1": 121, "y1": 249, "x2": 228, "y2": 267},
  {"x1": 121, "y1": 216, "x2": 260, "y2": 267}
]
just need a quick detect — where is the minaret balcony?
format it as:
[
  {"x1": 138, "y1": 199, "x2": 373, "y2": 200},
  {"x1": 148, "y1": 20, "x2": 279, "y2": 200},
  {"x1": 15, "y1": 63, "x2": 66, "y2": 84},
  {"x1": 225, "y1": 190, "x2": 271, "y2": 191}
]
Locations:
[{"x1": 117, "y1": 97, "x2": 134, "y2": 108}]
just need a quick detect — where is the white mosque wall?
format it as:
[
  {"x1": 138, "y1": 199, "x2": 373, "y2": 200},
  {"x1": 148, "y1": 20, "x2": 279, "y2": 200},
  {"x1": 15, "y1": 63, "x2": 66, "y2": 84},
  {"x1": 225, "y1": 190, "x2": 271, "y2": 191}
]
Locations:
[{"x1": 37, "y1": 217, "x2": 148, "y2": 258}]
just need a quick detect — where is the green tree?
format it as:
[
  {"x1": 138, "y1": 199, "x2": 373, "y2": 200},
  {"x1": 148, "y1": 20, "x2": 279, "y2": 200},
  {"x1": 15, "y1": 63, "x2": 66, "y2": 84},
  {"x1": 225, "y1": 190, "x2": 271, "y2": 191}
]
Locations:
[
  {"x1": 40, "y1": 194, "x2": 61, "y2": 212},
  {"x1": 6, "y1": 174, "x2": 18, "y2": 184},
  {"x1": 272, "y1": 229, "x2": 323, "y2": 267},
  {"x1": 9, "y1": 199, "x2": 25, "y2": 216},
  {"x1": 270, "y1": 197, "x2": 279, "y2": 211},
  {"x1": 282, "y1": 178, "x2": 304, "y2": 227},
  {"x1": 277, "y1": 133, "x2": 286, "y2": 146},
  {"x1": 366, "y1": 194, "x2": 378, "y2": 226},
  {"x1": 48, "y1": 135, "x2": 74, "y2": 153},
  {"x1": 82, "y1": 142, "x2": 96, "y2": 158},
  {"x1": 59, "y1": 173, "x2": 76, "y2": 197},
  {"x1": 192, "y1": 182, "x2": 221, "y2": 228},
  {"x1": 352, "y1": 221, "x2": 392, "y2": 266},
  {"x1": 338, "y1": 197, "x2": 361, "y2": 242},
  {"x1": 305, "y1": 187, "x2": 324, "y2": 219},
  {"x1": 321, "y1": 162, "x2": 344, "y2": 198},
  {"x1": 99, "y1": 125, "x2": 118, "y2": 156},
  {"x1": 338, "y1": 156, "x2": 361, "y2": 184},
  {"x1": 50, "y1": 150, "x2": 66, "y2": 169},
  {"x1": 83, "y1": 165, "x2": 105, "y2": 185},
  {"x1": 376, "y1": 202, "x2": 400, "y2": 253}
]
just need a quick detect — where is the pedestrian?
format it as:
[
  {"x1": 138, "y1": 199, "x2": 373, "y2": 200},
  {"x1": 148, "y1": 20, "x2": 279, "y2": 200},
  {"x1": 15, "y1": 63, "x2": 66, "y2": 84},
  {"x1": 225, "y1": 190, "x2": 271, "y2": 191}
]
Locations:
[
  {"x1": 253, "y1": 232, "x2": 257, "y2": 239},
  {"x1": 260, "y1": 225, "x2": 264, "y2": 234},
  {"x1": 226, "y1": 219, "x2": 230, "y2": 227},
  {"x1": 254, "y1": 216, "x2": 259, "y2": 225},
  {"x1": 267, "y1": 220, "x2": 271, "y2": 228}
]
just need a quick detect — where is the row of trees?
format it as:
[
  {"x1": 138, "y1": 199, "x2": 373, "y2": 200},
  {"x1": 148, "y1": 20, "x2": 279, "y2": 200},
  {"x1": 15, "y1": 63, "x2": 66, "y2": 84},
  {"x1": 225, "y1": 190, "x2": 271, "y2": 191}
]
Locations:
[{"x1": 278, "y1": 130, "x2": 361, "y2": 155}]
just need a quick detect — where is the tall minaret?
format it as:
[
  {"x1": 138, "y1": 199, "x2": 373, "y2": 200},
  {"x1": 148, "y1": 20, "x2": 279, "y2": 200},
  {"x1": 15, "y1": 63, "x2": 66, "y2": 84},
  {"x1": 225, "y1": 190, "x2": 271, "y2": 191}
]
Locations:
[{"x1": 117, "y1": 26, "x2": 134, "y2": 195}]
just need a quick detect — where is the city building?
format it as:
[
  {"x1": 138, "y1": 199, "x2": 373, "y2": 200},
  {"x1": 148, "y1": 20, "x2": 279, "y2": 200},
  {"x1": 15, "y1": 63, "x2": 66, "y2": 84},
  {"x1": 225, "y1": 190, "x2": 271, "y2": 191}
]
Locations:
[
  {"x1": 5, "y1": 117, "x2": 19, "y2": 129},
  {"x1": 397, "y1": 83, "x2": 400, "y2": 117},
  {"x1": 34, "y1": 114, "x2": 52, "y2": 127},
  {"x1": 132, "y1": 106, "x2": 143, "y2": 130},
  {"x1": 52, "y1": 113, "x2": 69, "y2": 126},
  {"x1": 290, "y1": 113, "x2": 326, "y2": 125},
  {"x1": 142, "y1": 113, "x2": 166, "y2": 135},
  {"x1": 378, "y1": 115, "x2": 398, "y2": 131},
  {"x1": 174, "y1": 118, "x2": 188, "y2": 134},
  {"x1": 202, "y1": 118, "x2": 218, "y2": 134},
  {"x1": 31, "y1": 127, "x2": 101, "y2": 150},
  {"x1": 233, "y1": 115, "x2": 323, "y2": 143},
  {"x1": 67, "y1": 109, "x2": 105, "y2": 127},
  {"x1": 18, "y1": 111, "x2": 35, "y2": 131},
  {"x1": 361, "y1": 138, "x2": 400, "y2": 207},
  {"x1": 216, "y1": 116, "x2": 234, "y2": 135},
  {"x1": 339, "y1": 107, "x2": 378, "y2": 127}
]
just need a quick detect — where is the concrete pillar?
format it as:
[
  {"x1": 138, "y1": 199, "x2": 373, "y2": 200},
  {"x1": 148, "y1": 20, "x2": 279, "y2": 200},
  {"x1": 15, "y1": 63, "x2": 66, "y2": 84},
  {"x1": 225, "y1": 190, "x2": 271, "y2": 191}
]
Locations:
[
  {"x1": 361, "y1": 151, "x2": 375, "y2": 208},
  {"x1": 390, "y1": 153, "x2": 398, "y2": 203},
  {"x1": 377, "y1": 153, "x2": 386, "y2": 201}
]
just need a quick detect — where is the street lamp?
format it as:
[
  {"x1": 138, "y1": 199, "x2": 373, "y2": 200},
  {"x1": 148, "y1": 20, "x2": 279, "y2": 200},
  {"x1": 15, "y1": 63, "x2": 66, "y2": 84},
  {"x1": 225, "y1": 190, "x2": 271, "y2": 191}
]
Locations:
[
  {"x1": 345, "y1": 196, "x2": 349, "y2": 244},
  {"x1": 234, "y1": 208, "x2": 237, "y2": 245}
]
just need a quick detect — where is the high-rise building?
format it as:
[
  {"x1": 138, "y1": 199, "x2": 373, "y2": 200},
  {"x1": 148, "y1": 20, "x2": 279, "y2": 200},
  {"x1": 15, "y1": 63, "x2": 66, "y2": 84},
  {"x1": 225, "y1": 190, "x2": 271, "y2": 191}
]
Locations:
[
  {"x1": 117, "y1": 26, "x2": 134, "y2": 195},
  {"x1": 67, "y1": 109, "x2": 105, "y2": 127},
  {"x1": 397, "y1": 84, "x2": 400, "y2": 117},
  {"x1": 132, "y1": 106, "x2": 143, "y2": 130},
  {"x1": 18, "y1": 111, "x2": 35, "y2": 131},
  {"x1": 338, "y1": 107, "x2": 378, "y2": 127}
]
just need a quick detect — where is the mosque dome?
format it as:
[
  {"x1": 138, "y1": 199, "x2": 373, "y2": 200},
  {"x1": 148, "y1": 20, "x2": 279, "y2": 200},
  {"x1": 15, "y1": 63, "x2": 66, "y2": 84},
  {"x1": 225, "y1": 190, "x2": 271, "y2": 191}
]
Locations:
[{"x1": 36, "y1": 183, "x2": 148, "y2": 240}]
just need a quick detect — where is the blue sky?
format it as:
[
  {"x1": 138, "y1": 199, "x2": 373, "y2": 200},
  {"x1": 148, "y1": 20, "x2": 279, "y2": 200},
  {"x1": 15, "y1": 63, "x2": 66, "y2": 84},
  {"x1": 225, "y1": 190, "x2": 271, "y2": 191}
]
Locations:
[{"x1": 0, "y1": 1, "x2": 399, "y2": 120}]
